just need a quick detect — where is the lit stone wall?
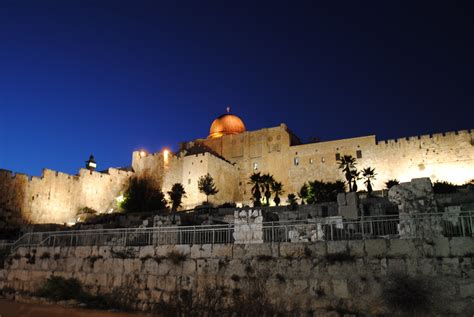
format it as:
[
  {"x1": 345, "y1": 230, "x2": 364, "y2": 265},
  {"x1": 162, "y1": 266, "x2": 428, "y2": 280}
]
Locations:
[
  {"x1": 1, "y1": 238, "x2": 473, "y2": 315},
  {"x1": 0, "y1": 168, "x2": 132, "y2": 224},
  {"x1": 189, "y1": 127, "x2": 474, "y2": 203},
  {"x1": 132, "y1": 151, "x2": 240, "y2": 209}
]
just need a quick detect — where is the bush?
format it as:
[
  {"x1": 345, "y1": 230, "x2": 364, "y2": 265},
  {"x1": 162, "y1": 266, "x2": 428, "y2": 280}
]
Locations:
[
  {"x1": 218, "y1": 202, "x2": 237, "y2": 208},
  {"x1": 433, "y1": 181, "x2": 459, "y2": 194},
  {"x1": 122, "y1": 177, "x2": 168, "y2": 213},
  {"x1": 36, "y1": 276, "x2": 83, "y2": 301},
  {"x1": 382, "y1": 273, "x2": 433, "y2": 314},
  {"x1": 167, "y1": 250, "x2": 187, "y2": 265}
]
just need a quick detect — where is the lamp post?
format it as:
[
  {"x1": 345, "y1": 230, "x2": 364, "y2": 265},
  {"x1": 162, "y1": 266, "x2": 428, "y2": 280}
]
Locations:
[{"x1": 85, "y1": 155, "x2": 97, "y2": 174}]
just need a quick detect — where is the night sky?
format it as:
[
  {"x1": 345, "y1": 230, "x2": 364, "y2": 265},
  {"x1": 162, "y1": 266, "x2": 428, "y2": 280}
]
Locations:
[{"x1": 0, "y1": 1, "x2": 473, "y2": 176}]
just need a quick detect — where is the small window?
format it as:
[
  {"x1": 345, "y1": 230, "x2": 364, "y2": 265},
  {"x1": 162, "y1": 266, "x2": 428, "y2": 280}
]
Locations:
[
  {"x1": 253, "y1": 162, "x2": 258, "y2": 170},
  {"x1": 335, "y1": 153, "x2": 341, "y2": 161},
  {"x1": 321, "y1": 206, "x2": 328, "y2": 217},
  {"x1": 321, "y1": 157, "x2": 325, "y2": 163},
  {"x1": 356, "y1": 150, "x2": 362, "y2": 159},
  {"x1": 309, "y1": 158, "x2": 314, "y2": 164},
  {"x1": 188, "y1": 179, "x2": 191, "y2": 185},
  {"x1": 294, "y1": 157, "x2": 299, "y2": 166}
]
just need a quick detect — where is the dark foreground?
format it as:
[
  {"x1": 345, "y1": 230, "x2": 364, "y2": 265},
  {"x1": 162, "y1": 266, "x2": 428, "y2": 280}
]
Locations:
[{"x1": 0, "y1": 299, "x2": 150, "y2": 317}]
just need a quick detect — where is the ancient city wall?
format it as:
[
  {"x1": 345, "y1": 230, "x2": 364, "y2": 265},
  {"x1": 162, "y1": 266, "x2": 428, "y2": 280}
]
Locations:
[
  {"x1": 1, "y1": 238, "x2": 473, "y2": 315},
  {"x1": 0, "y1": 168, "x2": 133, "y2": 224}
]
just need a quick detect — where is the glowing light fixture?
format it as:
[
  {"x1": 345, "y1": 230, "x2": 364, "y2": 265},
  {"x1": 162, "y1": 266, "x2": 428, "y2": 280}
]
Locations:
[
  {"x1": 85, "y1": 155, "x2": 97, "y2": 173},
  {"x1": 163, "y1": 148, "x2": 170, "y2": 162},
  {"x1": 139, "y1": 150, "x2": 147, "y2": 158}
]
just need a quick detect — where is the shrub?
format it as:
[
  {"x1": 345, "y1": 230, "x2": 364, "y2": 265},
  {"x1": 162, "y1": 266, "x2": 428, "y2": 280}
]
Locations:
[
  {"x1": 111, "y1": 248, "x2": 136, "y2": 259},
  {"x1": 77, "y1": 207, "x2": 98, "y2": 215},
  {"x1": 218, "y1": 202, "x2": 237, "y2": 208},
  {"x1": 385, "y1": 179, "x2": 400, "y2": 189},
  {"x1": 433, "y1": 181, "x2": 459, "y2": 194},
  {"x1": 36, "y1": 276, "x2": 83, "y2": 301},
  {"x1": 167, "y1": 250, "x2": 187, "y2": 265},
  {"x1": 382, "y1": 273, "x2": 433, "y2": 314},
  {"x1": 40, "y1": 252, "x2": 50, "y2": 260},
  {"x1": 122, "y1": 176, "x2": 167, "y2": 213}
]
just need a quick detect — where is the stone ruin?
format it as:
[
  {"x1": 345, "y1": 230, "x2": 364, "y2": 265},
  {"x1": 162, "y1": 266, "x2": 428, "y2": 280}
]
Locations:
[
  {"x1": 233, "y1": 209, "x2": 263, "y2": 244},
  {"x1": 388, "y1": 177, "x2": 442, "y2": 239},
  {"x1": 337, "y1": 192, "x2": 359, "y2": 220}
]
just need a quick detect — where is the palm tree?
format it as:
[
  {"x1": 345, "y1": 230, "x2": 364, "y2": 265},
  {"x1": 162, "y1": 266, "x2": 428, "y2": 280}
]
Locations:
[
  {"x1": 351, "y1": 169, "x2": 361, "y2": 192},
  {"x1": 287, "y1": 193, "x2": 298, "y2": 209},
  {"x1": 362, "y1": 167, "x2": 377, "y2": 195},
  {"x1": 248, "y1": 172, "x2": 263, "y2": 207},
  {"x1": 271, "y1": 181, "x2": 284, "y2": 206},
  {"x1": 385, "y1": 179, "x2": 400, "y2": 190},
  {"x1": 298, "y1": 184, "x2": 309, "y2": 204},
  {"x1": 168, "y1": 183, "x2": 186, "y2": 212},
  {"x1": 198, "y1": 173, "x2": 219, "y2": 203},
  {"x1": 337, "y1": 155, "x2": 357, "y2": 192},
  {"x1": 261, "y1": 173, "x2": 275, "y2": 206}
]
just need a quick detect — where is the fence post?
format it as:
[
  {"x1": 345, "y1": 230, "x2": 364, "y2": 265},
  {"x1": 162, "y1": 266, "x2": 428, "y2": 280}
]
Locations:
[{"x1": 124, "y1": 229, "x2": 128, "y2": 246}]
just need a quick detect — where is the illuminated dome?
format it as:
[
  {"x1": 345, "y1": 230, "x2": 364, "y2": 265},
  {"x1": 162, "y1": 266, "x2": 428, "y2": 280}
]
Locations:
[{"x1": 208, "y1": 110, "x2": 246, "y2": 139}]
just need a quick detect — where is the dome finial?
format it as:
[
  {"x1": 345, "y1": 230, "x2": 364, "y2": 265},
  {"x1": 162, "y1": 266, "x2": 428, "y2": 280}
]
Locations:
[{"x1": 226, "y1": 106, "x2": 231, "y2": 113}]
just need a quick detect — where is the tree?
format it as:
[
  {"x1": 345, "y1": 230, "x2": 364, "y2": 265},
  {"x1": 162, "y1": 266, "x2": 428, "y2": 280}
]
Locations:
[
  {"x1": 168, "y1": 183, "x2": 186, "y2": 212},
  {"x1": 287, "y1": 193, "x2": 298, "y2": 209},
  {"x1": 271, "y1": 181, "x2": 284, "y2": 206},
  {"x1": 197, "y1": 173, "x2": 219, "y2": 203},
  {"x1": 122, "y1": 177, "x2": 167, "y2": 213},
  {"x1": 261, "y1": 173, "x2": 275, "y2": 206},
  {"x1": 385, "y1": 179, "x2": 400, "y2": 190},
  {"x1": 298, "y1": 184, "x2": 309, "y2": 204},
  {"x1": 337, "y1": 155, "x2": 357, "y2": 192},
  {"x1": 306, "y1": 180, "x2": 346, "y2": 204},
  {"x1": 248, "y1": 172, "x2": 264, "y2": 207},
  {"x1": 362, "y1": 167, "x2": 377, "y2": 195}
]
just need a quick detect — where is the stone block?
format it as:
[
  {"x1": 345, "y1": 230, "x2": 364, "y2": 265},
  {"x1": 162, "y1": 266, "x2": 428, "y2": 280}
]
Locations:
[
  {"x1": 364, "y1": 239, "x2": 387, "y2": 258},
  {"x1": 450, "y1": 237, "x2": 474, "y2": 257},
  {"x1": 337, "y1": 193, "x2": 346, "y2": 206},
  {"x1": 460, "y1": 282, "x2": 474, "y2": 298},
  {"x1": 74, "y1": 246, "x2": 91, "y2": 258},
  {"x1": 143, "y1": 258, "x2": 159, "y2": 275},
  {"x1": 190, "y1": 244, "x2": 212, "y2": 258},
  {"x1": 429, "y1": 238, "x2": 450, "y2": 257},
  {"x1": 387, "y1": 239, "x2": 415, "y2": 258},
  {"x1": 327, "y1": 241, "x2": 348, "y2": 255},
  {"x1": 212, "y1": 244, "x2": 233, "y2": 258},
  {"x1": 348, "y1": 240, "x2": 364, "y2": 257},
  {"x1": 339, "y1": 205, "x2": 358, "y2": 220},
  {"x1": 279, "y1": 242, "x2": 309, "y2": 258},
  {"x1": 332, "y1": 279, "x2": 350, "y2": 298},
  {"x1": 139, "y1": 246, "x2": 155, "y2": 258}
]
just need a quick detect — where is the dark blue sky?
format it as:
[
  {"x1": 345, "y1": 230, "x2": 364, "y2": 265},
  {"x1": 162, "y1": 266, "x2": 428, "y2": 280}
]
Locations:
[{"x1": 1, "y1": 1, "x2": 473, "y2": 176}]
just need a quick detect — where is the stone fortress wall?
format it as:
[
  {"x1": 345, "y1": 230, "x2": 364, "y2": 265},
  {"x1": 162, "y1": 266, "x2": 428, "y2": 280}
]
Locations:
[
  {"x1": 1, "y1": 238, "x2": 473, "y2": 315},
  {"x1": 0, "y1": 123, "x2": 472, "y2": 224},
  {"x1": 188, "y1": 125, "x2": 474, "y2": 205},
  {"x1": 0, "y1": 168, "x2": 133, "y2": 225}
]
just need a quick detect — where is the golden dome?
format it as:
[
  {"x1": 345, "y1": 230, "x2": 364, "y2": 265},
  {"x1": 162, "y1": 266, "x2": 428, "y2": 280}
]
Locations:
[{"x1": 208, "y1": 111, "x2": 246, "y2": 139}]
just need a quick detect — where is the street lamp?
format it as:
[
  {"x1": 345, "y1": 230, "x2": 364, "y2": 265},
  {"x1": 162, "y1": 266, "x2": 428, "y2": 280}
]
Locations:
[{"x1": 85, "y1": 154, "x2": 97, "y2": 174}]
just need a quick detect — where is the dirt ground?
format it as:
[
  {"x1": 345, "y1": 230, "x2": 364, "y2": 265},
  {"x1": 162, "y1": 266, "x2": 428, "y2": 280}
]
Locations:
[{"x1": 0, "y1": 299, "x2": 150, "y2": 317}]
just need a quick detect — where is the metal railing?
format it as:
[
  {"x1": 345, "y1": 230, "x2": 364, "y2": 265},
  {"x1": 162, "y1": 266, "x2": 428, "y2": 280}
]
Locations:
[{"x1": 8, "y1": 211, "x2": 474, "y2": 252}]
